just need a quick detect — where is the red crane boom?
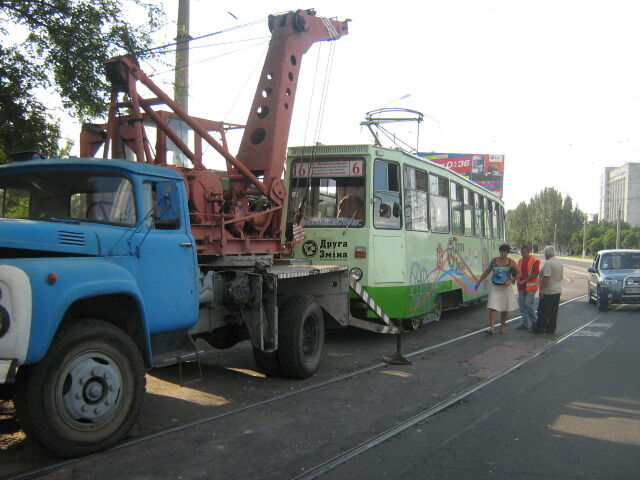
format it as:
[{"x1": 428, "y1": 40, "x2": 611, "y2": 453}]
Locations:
[{"x1": 80, "y1": 9, "x2": 349, "y2": 257}]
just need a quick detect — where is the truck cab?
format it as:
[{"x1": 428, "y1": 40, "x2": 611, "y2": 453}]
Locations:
[{"x1": 0, "y1": 157, "x2": 199, "y2": 456}]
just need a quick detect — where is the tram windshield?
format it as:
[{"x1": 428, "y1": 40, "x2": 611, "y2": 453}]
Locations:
[{"x1": 288, "y1": 159, "x2": 365, "y2": 227}]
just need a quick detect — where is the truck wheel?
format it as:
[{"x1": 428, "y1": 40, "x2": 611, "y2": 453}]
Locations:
[
  {"x1": 596, "y1": 287, "x2": 609, "y2": 312},
  {"x1": 252, "y1": 347, "x2": 282, "y2": 377},
  {"x1": 13, "y1": 319, "x2": 145, "y2": 457},
  {"x1": 277, "y1": 295, "x2": 325, "y2": 379}
]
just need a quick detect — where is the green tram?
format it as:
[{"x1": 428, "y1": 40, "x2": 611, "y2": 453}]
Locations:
[{"x1": 285, "y1": 144, "x2": 505, "y2": 332}]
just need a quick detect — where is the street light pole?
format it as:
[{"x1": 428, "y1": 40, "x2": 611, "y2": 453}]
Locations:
[
  {"x1": 616, "y1": 204, "x2": 622, "y2": 249},
  {"x1": 582, "y1": 216, "x2": 587, "y2": 259}
]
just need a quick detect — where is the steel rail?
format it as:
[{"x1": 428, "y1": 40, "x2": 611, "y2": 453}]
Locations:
[
  {"x1": 292, "y1": 301, "x2": 620, "y2": 480},
  {"x1": 4, "y1": 295, "x2": 587, "y2": 480}
]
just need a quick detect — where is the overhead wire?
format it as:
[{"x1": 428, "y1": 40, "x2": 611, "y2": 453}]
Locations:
[{"x1": 135, "y1": 16, "x2": 271, "y2": 57}]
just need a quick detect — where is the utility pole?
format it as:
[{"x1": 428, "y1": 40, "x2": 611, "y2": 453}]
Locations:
[
  {"x1": 582, "y1": 216, "x2": 587, "y2": 258},
  {"x1": 616, "y1": 204, "x2": 622, "y2": 249},
  {"x1": 174, "y1": 0, "x2": 190, "y2": 168},
  {"x1": 175, "y1": 0, "x2": 190, "y2": 111},
  {"x1": 553, "y1": 223, "x2": 557, "y2": 252}
]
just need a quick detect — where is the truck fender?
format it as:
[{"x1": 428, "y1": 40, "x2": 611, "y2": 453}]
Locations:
[{"x1": 24, "y1": 260, "x2": 151, "y2": 366}]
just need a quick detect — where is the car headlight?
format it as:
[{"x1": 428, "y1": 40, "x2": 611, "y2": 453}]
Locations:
[
  {"x1": 349, "y1": 267, "x2": 363, "y2": 281},
  {"x1": 602, "y1": 278, "x2": 620, "y2": 285},
  {"x1": 0, "y1": 305, "x2": 9, "y2": 338}
]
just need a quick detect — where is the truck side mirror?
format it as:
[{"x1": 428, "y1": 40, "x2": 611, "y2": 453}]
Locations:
[{"x1": 587, "y1": 267, "x2": 596, "y2": 273}]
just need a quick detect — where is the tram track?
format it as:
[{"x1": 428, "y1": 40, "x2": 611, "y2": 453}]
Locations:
[
  {"x1": 294, "y1": 296, "x2": 618, "y2": 480},
  {"x1": 3, "y1": 294, "x2": 588, "y2": 480}
]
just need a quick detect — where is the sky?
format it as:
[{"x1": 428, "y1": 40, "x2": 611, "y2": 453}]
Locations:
[{"x1": 60, "y1": 0, "x2": 640, "y2": 214}]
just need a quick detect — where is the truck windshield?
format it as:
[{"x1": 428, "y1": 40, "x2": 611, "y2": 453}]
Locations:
[
  {"x1": 288, "y1": 159, "x2": 365, "y2": 228},
  {"x1": 0, "y1": 170, "x2": 137, "y2": 226}
]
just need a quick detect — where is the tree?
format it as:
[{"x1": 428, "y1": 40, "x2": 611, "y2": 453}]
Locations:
[
  {"x1": 506, "y1": 201, "x2": 531, "y2": 248},
  {"x1": 0, "y1": 0, "x2": 164, "y2": 162},
  {"x1": 506, "y1": 188, "x2": 586, "y2": 254},
  {"x1": 622, "y1": 230, "x2": 640, "y2": 249}
]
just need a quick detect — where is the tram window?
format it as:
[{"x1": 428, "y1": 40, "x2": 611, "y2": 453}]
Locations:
[
  {"x1": 429, "y1": 174, "x2": 449, "y2": 233},
  {"x1": 374, "y1": 160, "x2": 401, "y2": 229},
  {"x1": 288, "y1": 159, "x2": 366, "y2": 228},
  {"x1": 492, "y1": 202, "x2": 499, "y2": 238},
  {"x1": 485, "y1": 200, "x2": 494, "y2": 238},
  {"x1": 474, "y1": 195, "x2": 485, "y2": 237},
  {"x1": 497, "y1": 205, "x2": 505, "y2": 239},
  {"x1": 403, "y1": 165, "x2": 428, "y2": 231},
  {"x1": 463, "y1": 188, "x2": 475, "y2": 236},
  {"x1": 451, "y1": 182, "x2": 464, "y2": 235}
]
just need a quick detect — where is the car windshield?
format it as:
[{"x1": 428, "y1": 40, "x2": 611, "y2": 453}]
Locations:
[
  {"x1": 600, "y1": 253, "x2": 640, "y2": 270},
  {"x1": 0, "y1": 169, "x2": 137, "y2": 226}
]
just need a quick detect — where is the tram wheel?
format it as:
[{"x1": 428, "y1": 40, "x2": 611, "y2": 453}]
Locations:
[
  {"x1": 277, "y1": 295, "x2": 325, "y2": 379},
  {"x1": 433, "y1": 294, "x2": 443, "y2": 321},
  {"x1": 402, "y1": 316, "x2": 422, "y2": 331}
]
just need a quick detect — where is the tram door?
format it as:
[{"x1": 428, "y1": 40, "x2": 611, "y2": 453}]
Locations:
[{"x1": 372, "y1": 159, "x2": 405, "y2": 284}]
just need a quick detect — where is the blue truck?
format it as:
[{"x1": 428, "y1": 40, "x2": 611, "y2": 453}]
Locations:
[
  {"x1": 0, "y1": 157, "x2": 350, "y2": 456},
  {"x1": 0, "y1": 10, "x2": 357, "y2": 457}
]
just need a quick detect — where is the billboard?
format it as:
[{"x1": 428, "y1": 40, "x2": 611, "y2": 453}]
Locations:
[{"x1": 418, "y1": 152, "x2": 505, "y2": 198}]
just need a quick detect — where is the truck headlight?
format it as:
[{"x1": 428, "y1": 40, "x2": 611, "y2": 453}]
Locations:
[
  {"x1": 602, "y1": 278, "x2": 620, "y2": 285},
  {"x1": 349, "y1": 267, "x2": 363, "y2": 281},
  {"x1": 0, "y1": 305, "x2": 9, "y2": 338}
]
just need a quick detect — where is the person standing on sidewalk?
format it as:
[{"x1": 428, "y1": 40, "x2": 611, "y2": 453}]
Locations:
[
  {"x1": 533, "y1": 245, "x2": 563, "y2": 334},
  {"x1": 474, "y1": 244, "x2": 520, "y2": 334},
  {"x1": 516, "y1": 245, "x2": 540, "y2": 330}
]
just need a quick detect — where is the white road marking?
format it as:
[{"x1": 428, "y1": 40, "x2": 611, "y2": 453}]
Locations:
[
  {"x1": 589, "y1": 322, "x2": 614, "y2": 328},
  {"x1": 563, "y1": 265, "x2": 590, "y2": 276},
  {"x1": 572, "y1": 330, "x2": 604, "y2": 337}
]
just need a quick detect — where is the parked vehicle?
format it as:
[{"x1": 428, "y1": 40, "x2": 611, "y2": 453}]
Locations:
[
  {"x1": 0, "y1": 9, "x2": 353, "y2": 457},
  {"x1": 587, "y1": 249, "x2": 640, "y2": 311}
]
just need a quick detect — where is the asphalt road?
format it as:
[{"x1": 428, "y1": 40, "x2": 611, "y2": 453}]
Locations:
[
  {"x1": 325, "y1": 304, "x2": 640, "y2": 480},
  {"x1": 2, "y1": 255, "x2": 638, "y2": 480}
]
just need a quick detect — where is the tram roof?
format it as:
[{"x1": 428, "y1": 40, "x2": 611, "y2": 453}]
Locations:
[{"x1": 287, "y1": 144, "x2": 503, "y2": 204}]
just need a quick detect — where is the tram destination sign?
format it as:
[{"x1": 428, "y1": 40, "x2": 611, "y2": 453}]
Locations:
[{"x1": 292, "y1": 159, "x2": 364, "y2": 178}]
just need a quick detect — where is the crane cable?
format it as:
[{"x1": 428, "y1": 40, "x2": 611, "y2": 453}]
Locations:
[{"x1": 291, "y1": 41, "x2": 337, "y2": 221}]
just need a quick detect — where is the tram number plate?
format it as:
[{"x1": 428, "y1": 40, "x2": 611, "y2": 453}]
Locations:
[{"x1": 293, "y1": 160, "x2": 364, "y2": 177}]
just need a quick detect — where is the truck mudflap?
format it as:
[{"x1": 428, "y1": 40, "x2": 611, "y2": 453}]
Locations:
[{"x1": 348, "y1": 278, "x2": 401, "y2": 334}]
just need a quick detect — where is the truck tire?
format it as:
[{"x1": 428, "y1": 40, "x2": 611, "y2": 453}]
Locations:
[
  {"x1": 252, "y1": 347, "x2": 282, "y2": 377},
  {"x1": 277, "y1": 295, "x2": 325, "y2": 379},
  {"x1": 13, "y1": 319, "x2": 145, "y2": 457},
  {"x1": 596, "y1": 287, "x2": 609, "y2": 312}
]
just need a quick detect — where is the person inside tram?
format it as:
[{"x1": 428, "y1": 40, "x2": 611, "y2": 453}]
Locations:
[{"x1": 337, "y1": 194, "x2": 364, "y2": 220}]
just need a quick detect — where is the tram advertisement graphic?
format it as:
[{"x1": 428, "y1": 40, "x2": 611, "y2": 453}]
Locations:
[
  {"x1": 301, "y1": 239, "x2": 349, "y2": 259},
  {"x1": 408, "y1": 237, "x2": 488, "y2": 314},
  {"x1": 417, "y1": 152, "x2": 505, "y2": 198}
]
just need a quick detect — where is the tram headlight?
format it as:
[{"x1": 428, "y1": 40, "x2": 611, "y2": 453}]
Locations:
[
  {"x1": 0, "y1": 305, "x2": 9, "y2": 338},
  {"x1": 349, "y1": 267, "x2": 363, "y2": 281}
]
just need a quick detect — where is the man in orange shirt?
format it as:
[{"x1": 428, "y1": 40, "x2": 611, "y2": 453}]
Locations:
[{"x1": 516, "y1": 245, "x2": 540, "y2": 330}]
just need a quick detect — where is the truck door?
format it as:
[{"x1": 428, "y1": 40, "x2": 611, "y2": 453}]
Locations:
[{"x1": 137, "y1": 180, "x2": 199, "y2": 333}]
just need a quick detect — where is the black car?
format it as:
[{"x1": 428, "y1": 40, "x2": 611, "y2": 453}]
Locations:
[{"x1": 587, "y1": 249, "x2": 640, "y2": 311}]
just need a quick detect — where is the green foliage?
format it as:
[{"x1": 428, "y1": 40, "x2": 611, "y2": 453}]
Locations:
[
  {"x1": 0, "y1": 0, "x2": 164, "y2": 162},
  {"x1": 507, "y1": 191, "x2": 640, "y2": 254},
  {"x1": 0, "y1": 188, "x2": 30, "y2": 218},
  {"x1": 506, "y1": 187, "x2": 585, "y2": 253}
]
